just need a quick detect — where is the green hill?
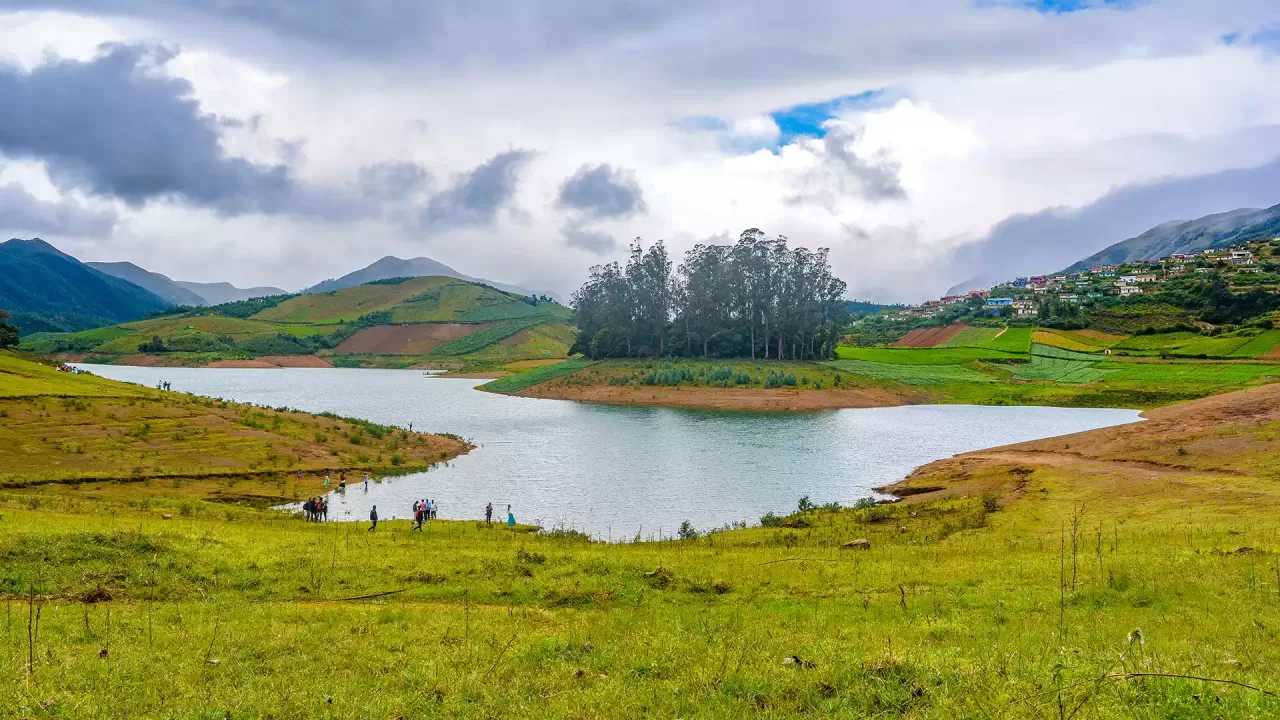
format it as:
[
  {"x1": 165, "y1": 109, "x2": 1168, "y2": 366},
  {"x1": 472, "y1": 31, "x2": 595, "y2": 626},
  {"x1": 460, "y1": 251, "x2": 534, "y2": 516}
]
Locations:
[
  {"x1": 22, "y1": 275, "x2": 575, "y2": 367},
  {"x1": 0, "y1": 238, "x2": 171, "y2": 335}
]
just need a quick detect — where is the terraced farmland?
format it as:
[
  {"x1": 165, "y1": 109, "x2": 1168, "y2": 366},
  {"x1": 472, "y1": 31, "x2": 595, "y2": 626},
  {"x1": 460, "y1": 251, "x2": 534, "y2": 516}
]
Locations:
[{"x1": 825, "y1": 358, "x2": 996, "y2": 384}]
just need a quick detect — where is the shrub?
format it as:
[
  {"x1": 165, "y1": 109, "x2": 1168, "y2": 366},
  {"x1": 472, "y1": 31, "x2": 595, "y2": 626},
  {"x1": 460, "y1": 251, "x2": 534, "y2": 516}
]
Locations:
[
  {"x1": 797, "y1": 495, "x2": 815, "y2": 513},
  {"x1": 759, "y1": 512, "x2": 781, "y2": 527},
  {"x1": 981, "y1": 493, "x2": 1000, "y2": 513},
  {"x1": 677, "y1": 520, "x2": 699, "y2": 541}
]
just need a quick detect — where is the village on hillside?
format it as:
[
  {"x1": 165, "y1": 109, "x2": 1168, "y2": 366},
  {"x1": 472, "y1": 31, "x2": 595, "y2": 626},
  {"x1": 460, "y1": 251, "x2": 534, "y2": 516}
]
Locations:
[{"x1": 885, "y1": 236, "x2": 1280, "y2": 325}]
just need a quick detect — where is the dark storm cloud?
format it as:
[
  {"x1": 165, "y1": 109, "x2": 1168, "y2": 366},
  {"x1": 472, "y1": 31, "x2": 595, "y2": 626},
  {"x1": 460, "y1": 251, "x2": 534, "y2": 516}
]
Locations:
[
  {"x1": 422, "y1": 150, "x2": 535, "y2": 229},
  {"x1": 0, "y1": 43, "x2": 300, "y2": 215},
  {"x1": 0, "y1": 182, "x2": 118, "y2": 236},
  {"x1": 557, "y1": 164, "x2": 647, "y2": 219},
  {"x1": 562, "y1": 223, "x2": 619, "y2": 255}
]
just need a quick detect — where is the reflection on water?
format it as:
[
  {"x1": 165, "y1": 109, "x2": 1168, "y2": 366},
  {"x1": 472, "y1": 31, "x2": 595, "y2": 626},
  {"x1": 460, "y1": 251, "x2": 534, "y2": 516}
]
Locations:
[{"x1": 80, "y1": 365, "x2": 1141, "y2": 539}]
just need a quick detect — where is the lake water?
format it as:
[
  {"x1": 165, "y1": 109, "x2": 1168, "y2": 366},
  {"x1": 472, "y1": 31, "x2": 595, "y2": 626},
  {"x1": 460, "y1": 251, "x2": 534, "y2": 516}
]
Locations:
[{"x1": 79, "y1": 365, "x2": 1141, "y2": 539}]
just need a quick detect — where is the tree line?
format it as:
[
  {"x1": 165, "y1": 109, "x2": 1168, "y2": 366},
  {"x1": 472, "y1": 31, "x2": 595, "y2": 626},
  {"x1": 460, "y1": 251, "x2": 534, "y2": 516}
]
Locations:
[{"x1": 570, "y1": 229, "x2": 850, "y2": 360}]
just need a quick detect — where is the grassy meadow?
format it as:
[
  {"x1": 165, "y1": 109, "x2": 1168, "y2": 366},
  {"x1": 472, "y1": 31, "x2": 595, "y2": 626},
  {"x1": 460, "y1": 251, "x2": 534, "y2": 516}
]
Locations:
[{"x1": 5, "y1": 383, "x2": 1280, "y2": 717}]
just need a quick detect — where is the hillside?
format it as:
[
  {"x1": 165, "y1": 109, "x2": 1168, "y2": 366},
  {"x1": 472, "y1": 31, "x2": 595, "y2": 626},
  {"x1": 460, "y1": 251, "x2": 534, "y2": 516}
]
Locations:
[
  {"x1": 304, "y1": 254, "x2": 543, "y2": 298},
  {"x1": 22, "y1": 275, "x2": 575, "y2": 368},
  {"x1": 0, "y1": 238, "x2": 170, "y2": 334},
  {"x1": 86, "y1": 261, "x2": 207, "y2": 306},
  {"x1": 4, "y1": 364, "x2": 1280, "y2": 716},
  {"x1": 1066, "y1": 203, "x2": 1280, "y2": 271}
]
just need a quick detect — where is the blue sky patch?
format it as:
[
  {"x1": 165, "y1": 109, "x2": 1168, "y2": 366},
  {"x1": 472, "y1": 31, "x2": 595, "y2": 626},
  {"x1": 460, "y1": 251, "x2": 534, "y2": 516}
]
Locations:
[
  {"x1": 1252, "y1": 25, "x2": 1280, "y2": 50},
  {"x1": 769, "y1": 90, "x2": 887, "y2": 144},
  {"x1": 978, "y1": 0, "x2": 1132, "y2": 13}
]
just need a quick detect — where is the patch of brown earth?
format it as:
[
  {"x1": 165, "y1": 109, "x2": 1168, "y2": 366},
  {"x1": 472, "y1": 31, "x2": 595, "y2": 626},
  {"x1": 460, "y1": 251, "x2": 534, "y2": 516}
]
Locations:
[
  {"x1": 884, "y1": 383, "x2": 1280, "y2": 506},
  {"x1": 499, "y1": 329, "x2": 530, "y2": 345},
  {"x1": 334, "y1": 323, "x2": 496, "y2": 355},
  {"x1": 514, "y1": 383, "x2": 929, "y2": 411},
  {"x1": 890, "y1": 323, "x2": 966, "y2": 348}
]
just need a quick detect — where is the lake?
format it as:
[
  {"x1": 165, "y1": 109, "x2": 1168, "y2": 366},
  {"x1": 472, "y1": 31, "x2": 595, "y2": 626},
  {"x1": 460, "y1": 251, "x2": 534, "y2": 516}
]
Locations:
[{"x1": 79, "y1": 365, "x2": 1141, "y2": 539}]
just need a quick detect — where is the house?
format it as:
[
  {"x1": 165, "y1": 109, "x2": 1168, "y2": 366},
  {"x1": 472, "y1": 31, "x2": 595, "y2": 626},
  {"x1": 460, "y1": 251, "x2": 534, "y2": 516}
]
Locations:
[
  {"x1": 1237, "y1": 267, "x2": 1261, "y2": 274},
  {"x1": 1029, "y1": 275, "x2": 1047, "y2": 286},
  {"x1": 1118, "y1": 275, "x2": 1137, "y2": 284},
  {"x1": 1230, "y1": 250, "x2": 1255, "y2": 265},
  {"x1": 986, "y1": 297, "x2": 1014, "y2": 307},
  {"x1": 1133, "y1": 274, "x2": 1158, "y2": 283},
  {"x1": 1058, "y1": 294, "x2": 1080, "y2": 303},
  {"x1": 1195, "y1": 267, "x2": 1211, "y2": 274},
  {"x1": 968, "y1": 289, "x2": 990, "y2": 298},
  {"x1": 1118, "y1": 285, "x2": 1142, "y2": 296},
  {"x1": 1012, "y1": 277, "x2": 1029, "y2": 288}
]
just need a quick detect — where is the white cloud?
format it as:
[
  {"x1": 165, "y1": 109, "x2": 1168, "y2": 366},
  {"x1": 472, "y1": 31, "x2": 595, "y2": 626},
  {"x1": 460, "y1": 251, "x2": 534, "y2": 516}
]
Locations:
[{"x1": 2, "y1": 3, "x2": 1280, "y2": 302}]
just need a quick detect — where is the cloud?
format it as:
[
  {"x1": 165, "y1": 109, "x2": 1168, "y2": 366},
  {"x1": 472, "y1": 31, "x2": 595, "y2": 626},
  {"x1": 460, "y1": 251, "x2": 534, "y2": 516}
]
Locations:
[
  {"x1": 0, "y1": 43, "x2": 299, "y2": 214},
  {"x1": 788, "y1": 122, "x2": 906, "y2": 208},
  {"x1": 0, "y1": 181, "x2": 117, "y2": 236},
  {"x1": 422, "y1": 150, "x2": 534, "y2": 229},
  {"x1": 557, "y1": 164, "x2": 647, "y2": 219},
  {"x1": 562, "y1": 223, "x2": 618, "y2": 255},
  {"x1": 358, "y1": 161, "x2": 430, "y2": 202},
  {"x1": 940, "y1": 156, "x2": 1280, "y2": 291}
]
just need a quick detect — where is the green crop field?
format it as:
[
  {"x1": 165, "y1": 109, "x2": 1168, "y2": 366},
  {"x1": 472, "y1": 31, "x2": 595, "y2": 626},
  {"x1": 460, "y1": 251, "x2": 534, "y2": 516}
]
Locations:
[
  {"x1": 429, "y1": 317, "x2": 548, "y2": 356},
  {"x1": 825, "y1": 358, "x2": 996, "y2": 385},
  {"x1": 1230, "y1": 329, "x2": 1280, "y2": 357},
  {"x1": 482, "y1": 358, "x2": 597, "y2": 392},
  {"x1": 457, "y1": 300, "x2": 570, "y2": 323},
  {"x1": 252, "y1": 277, "x2": 453, "y2": 323},
  {"x1": 1100, "y1": 361, "x2": 1280, "y2": 384},
  {"x1": 834, "y1": 346, "x2": 1022, "y2": 365},
  {"x1": 1112, "y1": 332, "x2": 1200, "y2": 352},
  {"x1": 1010, "y1": 355, "x2": 1116, "y2": 384},
  {"x1": 1029, "y1": 344, "x2": 1101, "y2": 362},
  {"x1": 978, "y1": 327, "x2": 1032, "y2": 353},
  {"x1": 389, "y1": 282, "x2": 516, "y2": 323},
  {"x1": 937, "y1": 327, "x2": 1002, "y2": 347},
  {"x1": 1169, "y1": 334, "x2": 1254, "y2": 358}
]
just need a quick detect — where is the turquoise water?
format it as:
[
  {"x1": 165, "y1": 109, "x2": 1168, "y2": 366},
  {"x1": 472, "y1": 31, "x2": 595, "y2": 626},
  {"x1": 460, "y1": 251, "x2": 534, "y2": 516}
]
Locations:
[{"x1": 80, "y1": 365, "x2": 1141, "y2": 539}]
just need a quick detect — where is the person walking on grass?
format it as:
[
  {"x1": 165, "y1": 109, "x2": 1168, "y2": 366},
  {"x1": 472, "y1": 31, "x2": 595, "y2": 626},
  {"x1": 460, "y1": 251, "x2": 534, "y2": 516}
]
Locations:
[
  {"x1": 368, "y1": 505, "x2": 378, "y2": 532},
  {"x1": 507, "y1": 504, "x2": 516, "y2": 527},
  {"x1": 485, "y1": 502, "x2": 493, "y2": 527}
]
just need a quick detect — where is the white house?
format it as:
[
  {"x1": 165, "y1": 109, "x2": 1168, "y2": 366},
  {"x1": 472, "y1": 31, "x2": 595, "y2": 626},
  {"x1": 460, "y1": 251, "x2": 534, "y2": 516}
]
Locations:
[{"x1": 1118, "y1": 285, "x2": 1142, "y2": 296}]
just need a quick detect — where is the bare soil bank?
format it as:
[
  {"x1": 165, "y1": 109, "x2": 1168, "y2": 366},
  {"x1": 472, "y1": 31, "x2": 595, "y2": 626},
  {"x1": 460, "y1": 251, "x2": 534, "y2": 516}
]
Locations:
[
  {"x1": 515, "y1": 383, "x2": 929, "y2": 411},
  {"x1": 883, "y1": 382, "x2": 1280, "y2": 505}
]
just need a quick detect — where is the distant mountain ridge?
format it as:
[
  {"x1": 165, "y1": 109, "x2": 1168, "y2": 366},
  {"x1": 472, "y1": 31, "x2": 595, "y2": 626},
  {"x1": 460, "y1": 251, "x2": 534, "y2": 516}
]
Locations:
[
  {"x1": 1065, "y1": 203, "x2": 1280, "y2": 272},
  {"x1": 305, "y1": 255, "x2": 546, "y2": 298},
  {"x1": 0, "y1": 238, "x2": 169, "y2": 334},
  {"x1": 173, "y1": 280, "x2": 288, "y2": 306},
  {"x1": 88, "y1": 261, "x2": 286, "y2": 306},
  {"x1": 86, "y1": 262, "x2": 207, "y2": 306}
]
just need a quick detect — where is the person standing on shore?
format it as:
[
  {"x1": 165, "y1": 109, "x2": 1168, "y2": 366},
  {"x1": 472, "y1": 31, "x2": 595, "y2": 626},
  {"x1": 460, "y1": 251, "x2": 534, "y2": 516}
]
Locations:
[
  {"x1": 485, "y1": 502, "x2": 493, "y2": 527},
  {"x1": 507, "y1": 504, "x2": 515, "y2": 527},
  {"x1": 368, "y1": 505, "x2": 378, "y2": 532}
]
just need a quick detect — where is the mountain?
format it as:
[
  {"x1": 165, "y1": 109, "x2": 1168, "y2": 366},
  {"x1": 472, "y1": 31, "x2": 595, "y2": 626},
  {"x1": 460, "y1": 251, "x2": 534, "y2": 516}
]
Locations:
[
  {"x1": 22, "y1": 275, "x2": 575, "y2": 365},
  {"x1": 87, "y1": 262, "x2": 207, "y2": 307},
  {"x1": 173, "y1": 281, "x2": 288, "y2": 305},
  {"x1": 304, "y1": 255, "x2": 544, "y2": 298},
  {"x1": 1065, "y1": 203, "x2": 1280, "y2": 272},
  {"x1": 944, "y1": 276, "x2": 997, "y2": 297},
  {"x1": 0, "y1": 238, "x2": 169, "y2": 334}
]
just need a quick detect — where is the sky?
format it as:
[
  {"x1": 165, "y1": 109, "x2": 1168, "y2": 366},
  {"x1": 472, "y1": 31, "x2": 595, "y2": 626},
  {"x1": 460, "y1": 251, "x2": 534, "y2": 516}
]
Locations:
[{"x1": 0, "y1": 1, "x2": 1278, "y2": 302}]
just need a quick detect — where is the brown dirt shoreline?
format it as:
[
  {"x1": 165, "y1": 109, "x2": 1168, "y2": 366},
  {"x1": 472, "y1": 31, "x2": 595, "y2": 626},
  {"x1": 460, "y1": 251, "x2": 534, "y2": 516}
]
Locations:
[
  {"x1": 513, "y1": 383, "x2": 930, "y2": 411},
  {"x1": 880, "y1": 383, "x2": 1280, "y2": 507}
]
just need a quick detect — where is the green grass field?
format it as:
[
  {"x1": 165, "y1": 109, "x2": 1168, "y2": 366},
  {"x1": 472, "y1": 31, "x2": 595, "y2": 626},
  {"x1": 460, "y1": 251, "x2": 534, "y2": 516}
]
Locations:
[
  {"x1": 978, "y1": 326, "x2": 1032, "y2": 353},
  {"x1": 834, "y1": 346, "x2": 1022, "y2": 365},
  {"x1": 825, "y1": 358, "x2": 996, "y2": 384},
  {"x1": 1230, "y1": 329, "x2": 1280, "y2": 357},
  {"x1": 1011, "y1": 355, "x2": 1116, "y2": 383},
  {"x1": 483, "y1": 359, "x2": 597, "y2": 392}
]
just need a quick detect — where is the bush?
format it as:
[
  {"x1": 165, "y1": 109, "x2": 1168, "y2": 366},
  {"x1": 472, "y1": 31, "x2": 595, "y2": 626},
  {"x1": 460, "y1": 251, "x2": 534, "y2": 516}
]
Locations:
[
  {"x1": 759, "y1": 512, "x2": 781, "y2": 527},
  {"x1": 981, "y1": 493, "x2": 1000, "y2": 513},
  {"x1": 797, "y1": 495, "x2": 815, "y2": 513},
  {"x1": 677, "y1": 520, "x2": 699, "y2": 541}
]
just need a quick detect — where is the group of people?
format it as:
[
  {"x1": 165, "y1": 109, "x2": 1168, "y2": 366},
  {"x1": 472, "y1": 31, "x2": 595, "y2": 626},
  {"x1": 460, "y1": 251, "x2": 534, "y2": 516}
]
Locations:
[
  {"x1": 155, "y1": 381, "x2": 172, "y2": 391},
  {"x1": 411, "y1": 498, "x2": 437, "y2": 530},
  {"x1": 303, "y1": 496, "x2": 329, "y2": 522}
]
